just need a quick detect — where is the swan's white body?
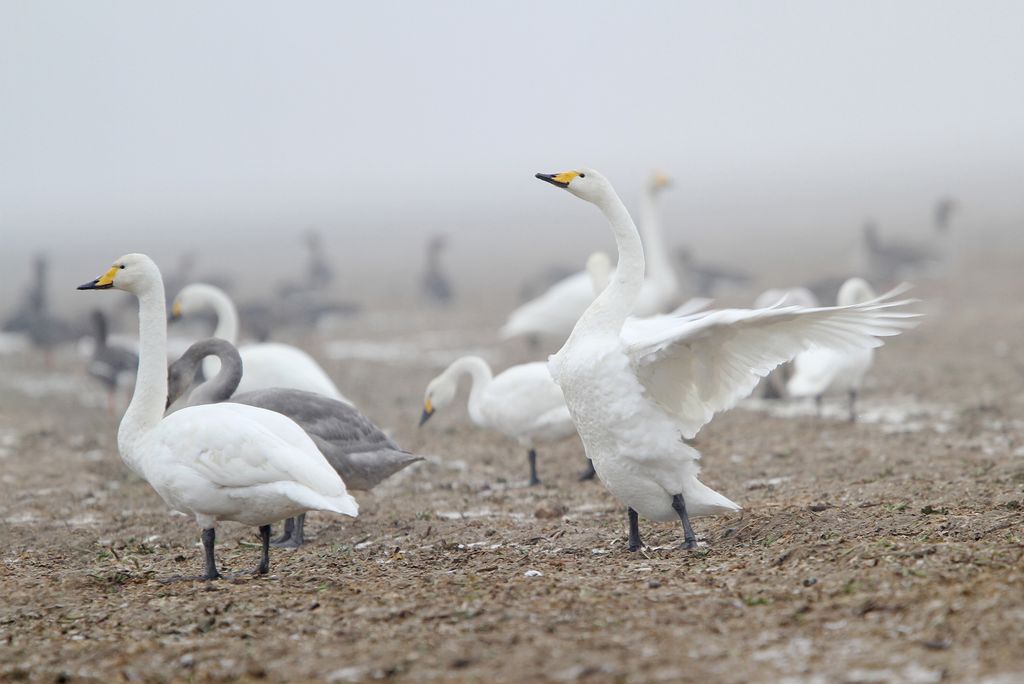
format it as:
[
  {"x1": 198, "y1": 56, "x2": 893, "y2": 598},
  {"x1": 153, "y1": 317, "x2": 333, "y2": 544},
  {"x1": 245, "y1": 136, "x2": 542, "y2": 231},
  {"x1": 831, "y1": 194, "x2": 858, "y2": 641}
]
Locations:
[
  {"x1": 81, "y1": 255, "x2": 358, "y2": 536},
  {"x1": 425, "y1": 357, "x2": 576, "y2": 449},
  {"x1": 173, "y1": 284, "x2": 349, "y2": 403},
  {"x1": 787, "y1": 278, "x2": 877, "y2": 399},
  {"x1": 500, "y1": 173, "x2": 680, "y2": 341},
  {"x1": 140, "y1": 402, "x2": 358, "y2": 527},
  {"x1": 539, "y1": 169, "x2": 919, "y2": 524}
]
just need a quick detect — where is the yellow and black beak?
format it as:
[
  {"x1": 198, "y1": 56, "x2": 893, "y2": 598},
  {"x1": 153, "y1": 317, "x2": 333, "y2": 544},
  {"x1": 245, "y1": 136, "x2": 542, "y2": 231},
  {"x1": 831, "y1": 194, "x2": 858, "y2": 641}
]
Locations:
[
  {"x1": 419, "y1": 399, "x2": 435, "y2": 427},
  {"x1": 77, "y1": 266, "x2": 118, "y2": 291},
  {"x1": 535, "y1": 171, "x2": 580, "y2": 188},
  {"x1": 168, "y1": 300, "x2": 182, "y2": 322}
]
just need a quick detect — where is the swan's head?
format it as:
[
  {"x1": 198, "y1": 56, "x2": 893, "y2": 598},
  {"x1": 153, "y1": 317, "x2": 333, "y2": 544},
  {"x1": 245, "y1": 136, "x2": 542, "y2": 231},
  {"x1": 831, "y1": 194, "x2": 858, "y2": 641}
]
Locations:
[
  {"x1": 170, "y1": 283, "x2": 219, "y2": 321},
  {"x1": 77, "y1": 253, "x2": 160, "y2": 295},
  {"x1": 649, "y1": 170, "x2": 672, "y2": 193},
  {"x1": 535, "y1": 167, "x2": 611, "y2": 204},
  {"x1": 837, "y1": 277, "x2": 877, "y2": 306},
  {"x1": 420, "y1": 371, "x2": 458, "y2": 427}
]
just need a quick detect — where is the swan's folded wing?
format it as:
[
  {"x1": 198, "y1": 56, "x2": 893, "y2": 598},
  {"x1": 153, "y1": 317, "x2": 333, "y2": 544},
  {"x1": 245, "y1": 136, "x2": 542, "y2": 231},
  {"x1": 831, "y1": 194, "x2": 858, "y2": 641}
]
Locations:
[
  {"x1": 232, "y1": 389, "x2": 400, "y2": 455},
  {"x1": 622, "y1": 287, "x2": 920, "y2": 438},
  {"x1": 163, "y1": 403, "x2": 346, "y2": 495}
]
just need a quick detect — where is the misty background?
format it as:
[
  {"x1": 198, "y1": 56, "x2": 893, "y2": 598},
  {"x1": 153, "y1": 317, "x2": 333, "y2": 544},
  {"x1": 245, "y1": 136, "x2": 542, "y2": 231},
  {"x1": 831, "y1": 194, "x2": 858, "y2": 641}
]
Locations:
[{"x1": 2, "y1": 1, "x2": 1023, "y2": 313}]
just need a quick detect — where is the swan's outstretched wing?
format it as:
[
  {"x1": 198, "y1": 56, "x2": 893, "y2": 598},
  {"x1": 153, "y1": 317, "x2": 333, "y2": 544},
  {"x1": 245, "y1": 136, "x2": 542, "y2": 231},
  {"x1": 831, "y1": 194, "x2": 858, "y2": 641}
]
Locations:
[{"x1": 621, "y1": 286, "x2": 920, "y2": 438}]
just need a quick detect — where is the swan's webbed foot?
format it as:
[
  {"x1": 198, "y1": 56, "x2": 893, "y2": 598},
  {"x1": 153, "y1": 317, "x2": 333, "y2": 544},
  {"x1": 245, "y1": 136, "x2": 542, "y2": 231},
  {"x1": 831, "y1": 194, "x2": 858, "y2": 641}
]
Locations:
[
  {"x1": 578, "y1": 459, "x2": 597, "y2": 481},
  {"x1": 527, "y1": 449, "x2": 541, "y2": 487},
  {"x1": 671, "y1": 494, "x2": 698, "y2": 551},
  {"x1": 270, "y1": 513, "x2": 306, "y2": 549},
  {"x1": 627, "y1": 507, "x2": 643, "y2": 552}
]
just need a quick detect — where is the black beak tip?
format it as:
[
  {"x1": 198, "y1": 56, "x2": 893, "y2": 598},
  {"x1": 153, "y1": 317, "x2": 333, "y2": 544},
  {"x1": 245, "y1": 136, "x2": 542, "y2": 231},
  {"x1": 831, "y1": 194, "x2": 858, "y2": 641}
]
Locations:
[
  {"x1": 77, "y1": 280, "x2": 109, "y2": 290},
  {"x1": 535, "y1": 173, "x2": 568, "y2": 188},
  {"x1": 418, "y1": 409, "x2": 433, "y2": 427}
]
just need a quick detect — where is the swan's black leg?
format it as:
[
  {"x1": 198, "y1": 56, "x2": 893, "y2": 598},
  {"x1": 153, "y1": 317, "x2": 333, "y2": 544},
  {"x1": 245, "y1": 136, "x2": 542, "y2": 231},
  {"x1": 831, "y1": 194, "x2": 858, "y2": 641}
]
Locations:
[
  {"x1": 814, "y1": 394, "x2": 823, "y2": 418},
  {"x1": 256, "y1": 525, "x2": 271, "y2": 575},
  {"x1": 271, "y1": 514, "x2": 306, "y2": 549},
  {"x1": 271, "y1": 517, "x2": 294, "y2": 546},
  {"x1": 201, "y1": 527, "x2": 221, "y2": 580},
  {"x1": 671, "y1": 494, "x2": 698, "y2": 550},
  {"x1": 627, "y1": 507, "x2": 643, "y2": 552},
  {"x1": 848, "y1": 389, "x2": 857, "y2": 423},
  {"x1": 578, "y1": 458, "x2": 597, "y2": 481},
  {"x1": 527, "y1": 449, "x2": 541, "y2": 486}
]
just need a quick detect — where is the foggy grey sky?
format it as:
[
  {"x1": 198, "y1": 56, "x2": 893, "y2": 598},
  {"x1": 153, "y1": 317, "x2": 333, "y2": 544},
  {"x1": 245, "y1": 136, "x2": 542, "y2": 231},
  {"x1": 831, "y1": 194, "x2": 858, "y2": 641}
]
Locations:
[{"x1": 2, "y1": 1, "x2": 1023, "y2": 306}]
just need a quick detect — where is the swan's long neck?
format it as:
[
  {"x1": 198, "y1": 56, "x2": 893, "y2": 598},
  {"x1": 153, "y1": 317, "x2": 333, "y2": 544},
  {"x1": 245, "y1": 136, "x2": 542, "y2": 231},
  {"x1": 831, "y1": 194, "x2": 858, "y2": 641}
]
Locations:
[
  {"x1": 638, "y1": 185, "x2": 678, "y2": 299},
  {"x1": 118, "y1": 280, "x2": 168, "y2": 467},
  {"x1": 573, "y1": 191, "x2": 645, "y2": 335},
  {"x1": 450, "y1": 356, "x2": 493, "y2": 425},
  {"x1": 190, "y1": 342, "x2": 242, "y2": 406},
  {"x1": 206, "y1": 289, "x2": 239, "y2": 343}
]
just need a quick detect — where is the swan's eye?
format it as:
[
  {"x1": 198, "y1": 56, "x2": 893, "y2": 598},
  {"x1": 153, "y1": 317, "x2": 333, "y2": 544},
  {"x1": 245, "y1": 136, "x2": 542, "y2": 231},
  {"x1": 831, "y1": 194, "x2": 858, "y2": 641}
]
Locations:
[
  {"x1": 579, "y1": 173, "x2": 586, "y2": 178},
  {"x1": 119, "y1": 265, "x2": 126, "y2": 270}
]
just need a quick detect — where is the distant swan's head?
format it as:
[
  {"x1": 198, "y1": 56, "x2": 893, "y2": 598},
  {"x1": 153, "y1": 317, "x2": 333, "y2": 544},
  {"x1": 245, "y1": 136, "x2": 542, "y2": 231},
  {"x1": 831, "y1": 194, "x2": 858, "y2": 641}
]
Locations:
[
  {"x1": 837, "y1": 277, "x2": 876, "y2": 306},
  {"x1": 77, "y1": 253, "x2": 160, "y2": 295},
  {"x1": 649, "y1": 170, "x2": 672, "y2": 193},
  {"x1": 535, "y1": 167, "x2": 611, "y2": 204},
  {"x1": 170, "y1": 283, "x2": 223, "y2": 320},
  {"x1": 420, "y1": 369, "x2": 459, "y2": 427}
]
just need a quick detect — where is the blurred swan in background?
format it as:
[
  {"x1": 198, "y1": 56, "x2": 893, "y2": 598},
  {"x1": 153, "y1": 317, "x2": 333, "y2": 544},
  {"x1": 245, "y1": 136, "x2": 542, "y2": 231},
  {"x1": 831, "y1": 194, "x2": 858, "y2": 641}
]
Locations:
[
  {"x1": 787, "y1": 277, "x2": 881, "y2": 421},
  {"x1": 171, "y1": 283, "x2": 350, "y2": 403},
  {"x1": 536, "y1": 167, "x2": 919, "y2": 552},
  {"x1": 421, "y1": 233, "x2": 454, "y2": 305},
  {"x1": 86, "y1": 309, "x2": 138, "y2": 416},
  {"x1": 167, "y1": 338, "x2": 421, "y2": 547},
  {"x1": 500, "y1": 171, "x2": 680, "y2": 344},
  {"x1": 77, "y1": 254, "x2": 357, "y2": 580},
  {"x1": 675, "y1": 246, "x2": 752, "y2": 297},
  {"x1": 420, "y1": 356, "x2": 578, "y2": 486},
  {"x1": 3, "y1": 254, "x2": 77, "y2": 368},
  {"x1": 862, "y1": 211, "x2": 954, "y2": 284}
]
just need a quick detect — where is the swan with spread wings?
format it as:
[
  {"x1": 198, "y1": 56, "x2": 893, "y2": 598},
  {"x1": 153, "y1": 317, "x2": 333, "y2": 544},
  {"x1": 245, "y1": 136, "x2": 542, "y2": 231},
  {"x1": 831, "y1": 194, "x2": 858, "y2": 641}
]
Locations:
[{"x1": 536, "y1": 168, "x2": 919, "y2": 552}]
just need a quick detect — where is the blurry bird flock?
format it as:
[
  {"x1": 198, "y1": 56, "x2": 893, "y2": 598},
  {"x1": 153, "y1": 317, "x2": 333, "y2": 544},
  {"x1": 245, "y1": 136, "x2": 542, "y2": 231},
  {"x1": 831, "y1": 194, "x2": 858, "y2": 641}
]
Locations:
[{"x1": 3, "y1": 167, "x2": 939, "y2": 580}]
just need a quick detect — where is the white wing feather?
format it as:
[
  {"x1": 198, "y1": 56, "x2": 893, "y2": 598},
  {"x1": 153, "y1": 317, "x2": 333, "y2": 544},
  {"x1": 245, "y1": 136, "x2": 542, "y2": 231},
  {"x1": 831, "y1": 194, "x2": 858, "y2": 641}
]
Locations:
[{"x1": 622, "y1": 286, "x2": 920, "y2": 438}]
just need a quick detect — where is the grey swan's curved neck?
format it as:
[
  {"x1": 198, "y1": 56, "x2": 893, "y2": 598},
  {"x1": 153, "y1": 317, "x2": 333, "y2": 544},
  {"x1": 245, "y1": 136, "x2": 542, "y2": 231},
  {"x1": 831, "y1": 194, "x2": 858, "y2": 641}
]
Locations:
[{"x1": 168, "y1": 338, "x2": 244, "y2": 408}]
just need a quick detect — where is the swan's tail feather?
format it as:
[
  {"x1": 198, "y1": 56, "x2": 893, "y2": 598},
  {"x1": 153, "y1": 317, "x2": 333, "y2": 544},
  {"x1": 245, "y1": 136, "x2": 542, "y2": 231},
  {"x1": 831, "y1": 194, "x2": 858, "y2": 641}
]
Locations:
[
  {"x1": 338, "y1": 449, "x2": 424, "y2": 491},
  {"x1": 684, "y1": 476, "x2": 741, "y2": 517},
  {"x1": 284, "y1": 484, "x2": 359, "y2": 518}
]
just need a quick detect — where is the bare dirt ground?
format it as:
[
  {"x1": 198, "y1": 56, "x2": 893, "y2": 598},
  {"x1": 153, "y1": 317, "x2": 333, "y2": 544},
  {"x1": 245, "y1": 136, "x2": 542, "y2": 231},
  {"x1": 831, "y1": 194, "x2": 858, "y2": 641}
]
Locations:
[{"x1": 1, "y1": 260, "x2": 1022, "y2": 683}]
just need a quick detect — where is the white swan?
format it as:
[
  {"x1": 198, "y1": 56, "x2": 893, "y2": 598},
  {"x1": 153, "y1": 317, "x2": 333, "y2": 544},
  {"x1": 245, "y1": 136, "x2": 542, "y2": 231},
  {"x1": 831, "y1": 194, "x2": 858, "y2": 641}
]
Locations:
[
  {"x1": 500, "y1": 172, "x2": 679, "y2": 342},
  {"x1": 787, "y1": 277, "x2": 879, "y2": 421},
  {"x1": 419, "y1": 356, "x2": 578, "y2": 485},
  {"x1": 536, "y1": 168, "x2": 919, "y2": 551},
  {"x1": 78, "y1": 254, "x2": 358, "y2": 580},
  {"x1": 171, "y1": 283, "x2": 350, "y2": 403}
]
